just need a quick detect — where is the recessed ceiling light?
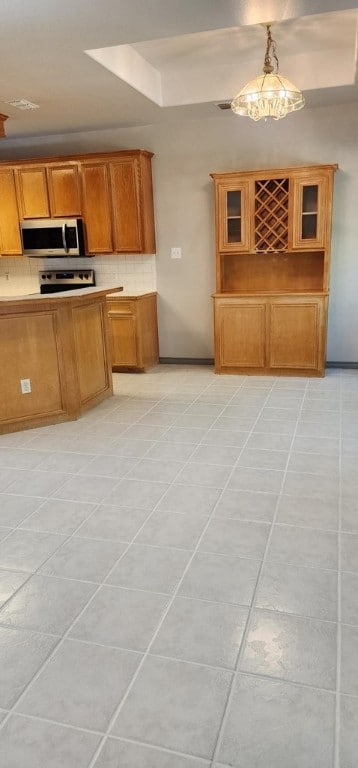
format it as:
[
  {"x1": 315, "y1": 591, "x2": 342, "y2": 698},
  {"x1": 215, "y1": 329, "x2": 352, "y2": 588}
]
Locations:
[{"x1": 5, "y1": 99, "x2": 39, "y2": 110}]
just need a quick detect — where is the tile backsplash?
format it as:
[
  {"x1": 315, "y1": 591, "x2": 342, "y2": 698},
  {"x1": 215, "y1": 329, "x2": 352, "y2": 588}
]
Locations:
[{"x1": 0, "y1": 254, "x2": 157, "y2": 296}]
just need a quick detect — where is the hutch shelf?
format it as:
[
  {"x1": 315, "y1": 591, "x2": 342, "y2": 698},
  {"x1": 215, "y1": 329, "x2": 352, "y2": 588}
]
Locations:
[{"x1": 211, "y1": 164, "x2": 337, "y2": 377}]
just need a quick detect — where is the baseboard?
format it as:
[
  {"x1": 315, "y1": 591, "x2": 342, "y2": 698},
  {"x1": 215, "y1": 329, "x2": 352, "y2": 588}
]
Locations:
[
  {"x1": 158, "y1": 358, "x2": 358, "y2": 370},
  {"x1": 159, "y1": 357, "x2": 215, "y2": 365}
]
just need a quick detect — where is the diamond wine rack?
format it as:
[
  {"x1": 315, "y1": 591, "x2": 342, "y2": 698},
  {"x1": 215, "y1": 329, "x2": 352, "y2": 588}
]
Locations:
[{"x1": 254, "y1": 177, "x2": 289, "y2": 252}]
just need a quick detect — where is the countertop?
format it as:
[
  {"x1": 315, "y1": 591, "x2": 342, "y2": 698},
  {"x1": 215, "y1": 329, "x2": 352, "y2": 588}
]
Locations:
[
  {"x1": 0, "y1": 285, "x2": 124, "y2": 303},
  {"x1": 108, "y1": 290, "x2": 157, "y2": 298}
]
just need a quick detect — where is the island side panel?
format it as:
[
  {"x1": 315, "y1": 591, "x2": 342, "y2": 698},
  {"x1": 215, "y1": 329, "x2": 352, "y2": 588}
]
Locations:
[
  {"x1": 0, "y1": 306, "x2": 71, "y2": 433},
  {"x1": 71, "y1": 295, "x2": 113, "y2": 409},
  {"x1": 0, "y1": 290, "x2": 116, "y2": 434}
]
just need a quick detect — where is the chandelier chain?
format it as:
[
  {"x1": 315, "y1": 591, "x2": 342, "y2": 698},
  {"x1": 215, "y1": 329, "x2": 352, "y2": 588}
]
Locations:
[{"x1": 264, "y1": 25, "x2": 279, "y2": 74}]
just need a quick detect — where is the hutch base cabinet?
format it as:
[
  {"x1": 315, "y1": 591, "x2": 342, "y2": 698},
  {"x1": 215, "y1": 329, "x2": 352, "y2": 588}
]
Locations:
[
  {"x1": 211, "y1": 164, "x2": 337, "y2": 377},
  {"x1": 214, "y1": 293, "x2": 327, "y2": 376}
]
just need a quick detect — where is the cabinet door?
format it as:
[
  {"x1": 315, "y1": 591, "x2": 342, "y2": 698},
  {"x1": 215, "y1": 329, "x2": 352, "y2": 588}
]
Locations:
[
  {"x1": 215, "y1": 299, "x2": 266, "y2": 371},
  {"x1": 268, "y1": 297, "x2": 326, "y2": 372},
  {"x1": 80, "y1": 163, "x2": 113, "y2": 254},
  {"x1": 291, "y1": 175, "x2": 328, "y2": 249},
  {"x1": 216, "y1": 182, "x2": 251, "y2": 252},
  {"x1": 47, "y1": 164, "x2": 81, "y2": 216},
  {"x1": 0, "y1": 169, "x2": 22, "y2": 254},
  {"x1": 108, "y1": 301, "x2": 138, "y2": 367},
  {"x1": 15, "y1": 167, "x2": 50, "y2": 218},
  {"x1": 109, "y1": 158, "x2": 142, "y2": 252}
]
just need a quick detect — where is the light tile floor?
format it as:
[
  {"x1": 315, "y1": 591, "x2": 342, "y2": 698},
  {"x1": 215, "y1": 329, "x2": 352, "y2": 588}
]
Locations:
[{"x1": 0, "y1": 365, "x2": 357, "y2": 767}]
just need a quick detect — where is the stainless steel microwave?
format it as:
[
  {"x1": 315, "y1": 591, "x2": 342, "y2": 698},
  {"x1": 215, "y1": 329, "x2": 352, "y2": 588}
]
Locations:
[{"x1": 20, "y1": 218, "x2": 87, "y2": 257}]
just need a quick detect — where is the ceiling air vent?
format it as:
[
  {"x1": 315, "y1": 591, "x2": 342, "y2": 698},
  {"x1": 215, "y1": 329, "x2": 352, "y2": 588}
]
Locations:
[
  {"x1": 5, "y1": 99, "x2": 39, "y2": 110},
  {"x1": 216, "y1": 102, "x2": 232, "y2": 111}
]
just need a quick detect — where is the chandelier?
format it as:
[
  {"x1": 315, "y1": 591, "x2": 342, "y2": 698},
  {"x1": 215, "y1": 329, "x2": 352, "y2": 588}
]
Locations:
[{"x1": 231, "y1": 25, "x2": 305, "y2": 121}]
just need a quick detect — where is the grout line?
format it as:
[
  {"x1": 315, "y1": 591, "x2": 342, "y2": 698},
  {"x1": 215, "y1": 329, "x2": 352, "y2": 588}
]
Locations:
[
  {"x1": 333, "y1": 371, "x2": 343, "y2": 768},
  {"x1": 0, "y1": 368, "x2": 351, "y2": 766},
  {"x1": 210, "y1": 377, "x2": 311, "y2": 766},
  {"x1": 0, "y1": 373, "x2": 240, "y2": 737},
  {"x1": 0, "y1": 493, "x2": 101, "y2": 608},
  {"x1": 85, "y1": 376, "x2": 279, "y2": 768},
  {"x1": 101, "y1": 733, "x2": 212, "y2": 764}
]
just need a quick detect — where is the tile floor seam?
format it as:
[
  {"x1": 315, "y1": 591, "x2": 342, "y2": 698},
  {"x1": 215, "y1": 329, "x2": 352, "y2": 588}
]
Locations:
[
  {"x1": 0, "y1": 371, "x2": 237, "y2": 737},
  {"x1": 204, "y1": 666, "x2": 338, "y2": 698},
  {"x1": 0, "y1": 368, "x2": 354, "y2": 768},
  {"x1": 204, "y1": 516, "x2": 340, "y2": 534},
  {"x1": 48, "y1": 378, "x2": 241, "y2": 492},
  {"x1": 333, "y1": 372, "x2": 343, "y2": 768},
  {"x1": 186, "y1": 545, "x2": 340, "y2": 571},
  {"x1": 0, "y1": 495, "x2": 155, "y2": 727},
  {"x1": 84, "y1": 376, "x2": 279, "y2": 768},
  {"x1": 104, "y1": 733, "x2": 211, "y2": 764},
  {"x1": 209, "y1": 376, "x2": 312, "y2": 766},
  {"x1": 0, "y1": 492, "x2": 105, "y2": 611},
  {"x1": 6, "y1": 709, "x2": 108, "y2": 738},
  {"x1": 97, "y1": 378, "x2": 238, "y2": 449}
]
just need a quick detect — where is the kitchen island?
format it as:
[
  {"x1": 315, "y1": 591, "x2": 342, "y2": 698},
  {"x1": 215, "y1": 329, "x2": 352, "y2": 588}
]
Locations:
[{"x1": 0, "y1": 286, "x2": 123, "y2": 434}]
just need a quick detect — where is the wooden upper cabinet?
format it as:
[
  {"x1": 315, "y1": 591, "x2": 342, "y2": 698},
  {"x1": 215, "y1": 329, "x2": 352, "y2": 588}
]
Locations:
[
  {"x1": 110, "y1": 158, "x2": 141, "y2": 253},
  {"x1": 47, "y1": 164, "x2": 81, "y2": 217},
  {"x1": 215, "y1": 181, "x2": 251, "y2": 252},
  {"x1": 81, "y1": 151, "x2": 156, "y2": 255},
  {"x1": 1, "y1": 149, "x2": 156, "y2": 255},
  {"x1": 109, "y1": 152, "x2": 156, "y2": 254},
  {"x1": 0, "y1": 169, "x2": 22, "y2": 255},
  {"x1": 15, "y1": 163, "x2": 81, "y2": 219},
  {"x1": 290, "y1": 173, "x2": 330, "y2": 250},
  {"x1": 80, "y1": 162, "x2": 113, "y2": 254},
  {"x1": 15, "y1": 166, "x2": 50, "y2": 218}
]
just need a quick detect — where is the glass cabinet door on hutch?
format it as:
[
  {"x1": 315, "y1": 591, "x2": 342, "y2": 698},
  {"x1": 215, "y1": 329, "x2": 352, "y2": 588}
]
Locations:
[
  {"x1": 216, "y1": 182, "x2": 250, "y2": 252},
  {"x1": 291, "y1": 175, "x2": 329, "y2": 249}
]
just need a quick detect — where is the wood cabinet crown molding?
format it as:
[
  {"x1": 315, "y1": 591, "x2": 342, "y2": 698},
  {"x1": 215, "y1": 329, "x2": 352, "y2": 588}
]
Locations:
[{"x1": 0, "y1": 149, "x2": 154, "y2": 167}]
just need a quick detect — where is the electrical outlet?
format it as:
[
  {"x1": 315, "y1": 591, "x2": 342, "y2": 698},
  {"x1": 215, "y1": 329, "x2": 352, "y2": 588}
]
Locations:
[
  {"x1": 171, "y1": 247, "x2": 182, "y2": 259},
  {"x1": 20, "y1": 379, "x2": 31, "y2": 394}
]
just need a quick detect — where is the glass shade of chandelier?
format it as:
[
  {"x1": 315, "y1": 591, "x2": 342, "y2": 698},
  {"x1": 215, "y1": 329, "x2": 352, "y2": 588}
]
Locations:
[{"x1": 231, "y1": 25, "x2": 305, "y2": 121}]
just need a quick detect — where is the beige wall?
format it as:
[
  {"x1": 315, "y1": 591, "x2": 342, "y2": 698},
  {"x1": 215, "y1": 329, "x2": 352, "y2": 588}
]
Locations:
[{"x1": 1, "y1": 101, "x2": 358, "y2": 362}]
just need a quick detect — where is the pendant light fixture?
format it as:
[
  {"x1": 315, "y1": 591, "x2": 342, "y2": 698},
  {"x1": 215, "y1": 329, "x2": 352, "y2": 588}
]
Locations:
[{"x1": 231, "y1": 25, "x2": 305, "y2": 121}]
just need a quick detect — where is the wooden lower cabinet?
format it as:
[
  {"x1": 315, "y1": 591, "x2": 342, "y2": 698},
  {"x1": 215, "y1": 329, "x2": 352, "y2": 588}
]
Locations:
[
  {"x1": 216, "y1": 299, "x2": 266, "y2": 369},
  {"x1": 107, "y1": 293, "x2": 159, "y2": 371},
  {"x1": 213, "y1": 293, "x2": 327, "y2": 376}
]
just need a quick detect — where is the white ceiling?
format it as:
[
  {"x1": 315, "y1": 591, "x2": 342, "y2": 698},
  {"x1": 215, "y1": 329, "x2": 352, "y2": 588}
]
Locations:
[{"x1": 1, "y1": 0, "x2": 358, "y2": 140}]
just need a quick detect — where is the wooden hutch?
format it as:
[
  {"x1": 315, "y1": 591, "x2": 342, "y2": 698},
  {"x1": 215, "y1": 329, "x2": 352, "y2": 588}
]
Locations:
[{"x1": 211, "y1": 164, "x2": 337, "y2": 376}]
